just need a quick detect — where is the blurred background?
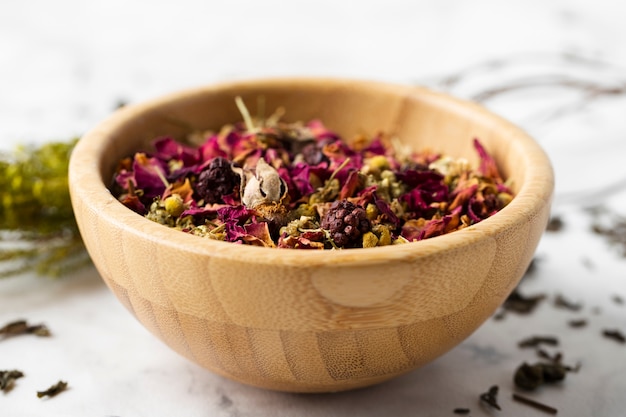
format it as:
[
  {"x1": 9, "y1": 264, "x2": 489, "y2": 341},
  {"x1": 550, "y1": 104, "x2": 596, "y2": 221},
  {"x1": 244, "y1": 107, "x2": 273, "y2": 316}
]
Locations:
[{"x1": 3, "y1": 0, "x2": 626, "y2": 204}]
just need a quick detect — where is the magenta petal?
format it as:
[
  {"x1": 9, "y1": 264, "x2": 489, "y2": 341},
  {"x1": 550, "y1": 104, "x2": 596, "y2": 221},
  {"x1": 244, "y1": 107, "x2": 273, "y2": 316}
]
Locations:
[
  {"x1": 133, "y1": 155, "x2": 169, "y2": 200},
  {"x1": 153, "y1": 137, "x2": 199, "y2": 166},
  {"x1": 473, "y1": 138, "x2": 502, "y2": 181}
]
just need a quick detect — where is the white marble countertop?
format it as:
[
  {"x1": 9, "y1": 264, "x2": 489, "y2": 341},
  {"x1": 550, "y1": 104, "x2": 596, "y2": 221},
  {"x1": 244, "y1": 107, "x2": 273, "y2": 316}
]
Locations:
[{"x1": 2, "y1": 1, "x2": 626, "y2": 416}]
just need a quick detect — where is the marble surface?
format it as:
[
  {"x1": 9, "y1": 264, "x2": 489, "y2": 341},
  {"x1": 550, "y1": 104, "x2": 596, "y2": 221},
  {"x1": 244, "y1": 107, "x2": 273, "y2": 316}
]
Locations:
[{"x1": 2, "y1": 1, "x2": 626, "y2": 416}]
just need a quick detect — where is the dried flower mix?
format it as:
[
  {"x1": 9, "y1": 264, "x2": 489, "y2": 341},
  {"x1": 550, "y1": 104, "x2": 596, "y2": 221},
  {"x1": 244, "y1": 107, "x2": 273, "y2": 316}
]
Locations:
[{"x1": 112, "y1": 100, "x2": 513, "y2": 249}]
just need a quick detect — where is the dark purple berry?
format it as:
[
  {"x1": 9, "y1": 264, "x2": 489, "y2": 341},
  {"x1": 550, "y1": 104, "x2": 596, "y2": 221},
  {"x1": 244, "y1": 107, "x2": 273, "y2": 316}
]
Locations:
[
  {"x1": 195, "y1": 157, "x2": 240, "y2": 204},
  {"x1": 321, "y1": 200, "x2": 371, "y2": 248}
]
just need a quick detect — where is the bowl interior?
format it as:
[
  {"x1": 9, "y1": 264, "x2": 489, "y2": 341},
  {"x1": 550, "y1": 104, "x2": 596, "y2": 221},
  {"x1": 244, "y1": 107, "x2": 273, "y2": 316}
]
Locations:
[{"x1": 97, "y1": 79, "x2": 528, "y2": 195}]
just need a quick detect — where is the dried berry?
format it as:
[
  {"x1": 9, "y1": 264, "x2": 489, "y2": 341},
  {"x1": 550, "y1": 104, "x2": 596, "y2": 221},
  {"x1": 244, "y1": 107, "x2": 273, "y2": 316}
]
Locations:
[
  {"x1": 321, "y1": 200, "x2": 371, "y2": 248},
  {"x1": 195, "y1": 157, "x2": 240, "y2": 204}
]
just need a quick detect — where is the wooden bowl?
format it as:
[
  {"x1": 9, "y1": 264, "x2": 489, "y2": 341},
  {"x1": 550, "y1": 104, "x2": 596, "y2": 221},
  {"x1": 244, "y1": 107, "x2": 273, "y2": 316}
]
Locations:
[{"x1": 69, "y1": 78, "x2": 553, "y2": 393}]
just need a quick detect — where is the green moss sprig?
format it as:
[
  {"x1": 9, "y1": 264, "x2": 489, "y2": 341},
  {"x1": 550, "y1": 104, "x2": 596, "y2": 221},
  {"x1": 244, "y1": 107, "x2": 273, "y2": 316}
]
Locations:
[{"x1": 0, "y1": 139, "x2": 89, "y2": 278}]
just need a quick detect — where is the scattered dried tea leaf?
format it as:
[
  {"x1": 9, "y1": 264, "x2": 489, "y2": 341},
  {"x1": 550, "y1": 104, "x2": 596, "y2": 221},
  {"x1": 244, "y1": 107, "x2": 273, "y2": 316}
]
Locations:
[
  {"x1": 514, "y1": 362, "x2": 544, "y2": 390},
  {"x1": 512, "y1": 393, "x2": 558, "y2": 415},
  {"x1": 554, "y1": 294, "x2": 582, "y2": 311},
  {"x1": 545, "y1": 215, "x2": 564, "y2": 232},
  {"x1": 0, "y1": 370, "x2": 24, "y2": 392},
  {"x1": 479, "y1": 385, "x2": 501, "y2": 410},
  {"x1": 536, "y1": 350, "x2": 580, "y2": 371},
  {"x1": 518, "y1": 336, "x2": 559, "y2": 349},
  {"x1": 514, "y1": 362, "x2": 568, "y2": 390},
  {"x1": 0, "y1": 319, "x2": 50, "y2": 340},
  {"x1": 453, "y1": 408, "x2": 471, "y2": 414},
  {"x1": 589, "y1": 205, "x2": 626, "y2": 257},
  {"x1": 612, "y1": 295, "x2": 624, "y2": 305},
  {"x1": 523, "y1": 257, "x2": 540, "y2": 276},
  {"x1": 502, "y1": 289, "x2": 546, "y2": 315},
  {"x1": 602, "y1": 329, "x2": 626, "y2": 344},
  {"x1": 568, "y1": 319, "x2": 588, "y2": 328},
  {"x1": 537, "y1": 349, "x2": 562, "y2": 363},
  {"x1": 37, "y1": 380, "x2": 68, "y2": 398}
]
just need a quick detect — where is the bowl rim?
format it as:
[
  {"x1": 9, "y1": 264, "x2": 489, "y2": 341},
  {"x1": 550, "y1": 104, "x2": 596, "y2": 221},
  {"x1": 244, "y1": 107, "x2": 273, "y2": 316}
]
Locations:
[{"x1": 69, "y1": 77, "x2": 554, "y2": 267}]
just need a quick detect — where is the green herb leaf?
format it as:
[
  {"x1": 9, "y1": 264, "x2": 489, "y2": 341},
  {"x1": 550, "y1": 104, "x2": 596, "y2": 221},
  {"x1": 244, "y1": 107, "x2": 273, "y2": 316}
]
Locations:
[{"x1": 0, "y1": 139, "x2": 89, "y2": 278}]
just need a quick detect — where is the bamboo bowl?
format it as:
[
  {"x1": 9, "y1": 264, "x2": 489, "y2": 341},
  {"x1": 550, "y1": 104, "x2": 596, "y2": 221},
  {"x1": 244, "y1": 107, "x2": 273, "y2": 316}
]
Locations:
[{"x1": 69, "y1": 78, "x2": 553, "y2": 393}]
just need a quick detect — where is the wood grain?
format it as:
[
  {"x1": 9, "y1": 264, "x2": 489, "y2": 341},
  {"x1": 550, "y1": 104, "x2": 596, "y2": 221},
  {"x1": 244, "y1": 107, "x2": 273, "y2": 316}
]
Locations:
[{"x1": 69, "y1": 78, "x2": 554, "y2": 392}]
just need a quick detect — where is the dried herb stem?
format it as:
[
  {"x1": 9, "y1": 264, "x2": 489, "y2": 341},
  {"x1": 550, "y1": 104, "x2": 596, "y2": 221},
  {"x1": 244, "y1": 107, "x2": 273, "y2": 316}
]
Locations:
[
  {"x1": 235, "y1": 96, "x2": 256, "y2": 132},
  {"x1": 512, "y1": 393, "x2": 558, "y2": 415},
  {"x1": 518, "y1": 336, "x2": 559, "y2": 349}
]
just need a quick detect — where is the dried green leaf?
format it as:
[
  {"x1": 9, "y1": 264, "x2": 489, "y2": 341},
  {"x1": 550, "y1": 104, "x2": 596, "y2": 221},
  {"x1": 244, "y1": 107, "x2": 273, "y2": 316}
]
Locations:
[
  {"x1": 0, "y1": 319, "x2": 51, "y2": 339},
  {"x1": 0, "y1": 370, "x2": 24, "y2": 392},
  {"x1": 37, "y1": 380, "x2": 68, "y2": 398}
]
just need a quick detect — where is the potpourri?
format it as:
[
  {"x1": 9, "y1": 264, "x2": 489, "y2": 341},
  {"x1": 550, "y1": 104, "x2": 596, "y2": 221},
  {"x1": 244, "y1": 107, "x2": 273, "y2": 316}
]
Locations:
[{"x1": 112, "y1": 102, "x2": 514, "y2": 249}]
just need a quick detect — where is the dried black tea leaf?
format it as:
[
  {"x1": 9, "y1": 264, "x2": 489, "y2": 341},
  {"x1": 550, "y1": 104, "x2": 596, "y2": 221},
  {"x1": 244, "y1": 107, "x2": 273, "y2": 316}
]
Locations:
[
  {"x1": 612, "y1": 295, "x2": 624, "y2": 305},
  {"x1": 37, "y1": 380, "x2": 68, "y2": 398},
  {"x1": 453, "y1": 408, "x2": 471, "y2": 414},
  {"x1": 514, "y1": 362, "x2": 545, "y2": 390},
  {"x1": 0, "y1": 370, "x2": 24, "y2": 392},
  {"x1": 589, "y1": 206, "x2": 626, "y2": 257},
  {"x1": 512, "y1": 393, "x2": 558, "y2": 415},
  {"x1": 518, "y1": 336, "x2": 559, "y2": 348},
  {"x1": 514, "y1": 361, "x2": 569, "y2": 390},
  {"x1": 568, "y1": 319, "x2": 588, "y2": 328},
  {"x1": 479, "y1": 385, "x2": 501, "y2": 410},
  {"x1": 502, "y1": 289, "x2": 546, "y2": 315},
  {"x1": 541, "y1": 363, "x2": 568, "y2": 383},
  {"x1": 602, "y1": 329, "x2": 626, "y2": 344},
  {"x1": 546, "y1": 216, "x2": 564, "y2": 232},
  {"x1": 0, "y1": 319, "x2": 50, "y2": 340},
  {"x1": 524, "y1": 257, "x2": 540, "y2": 276},
  {"x1": 537, "y1": 349, "x2": 562, "y2": 363},
  {"x1": 554, "y1": 294, "x2": 582, "y2": 311}
]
